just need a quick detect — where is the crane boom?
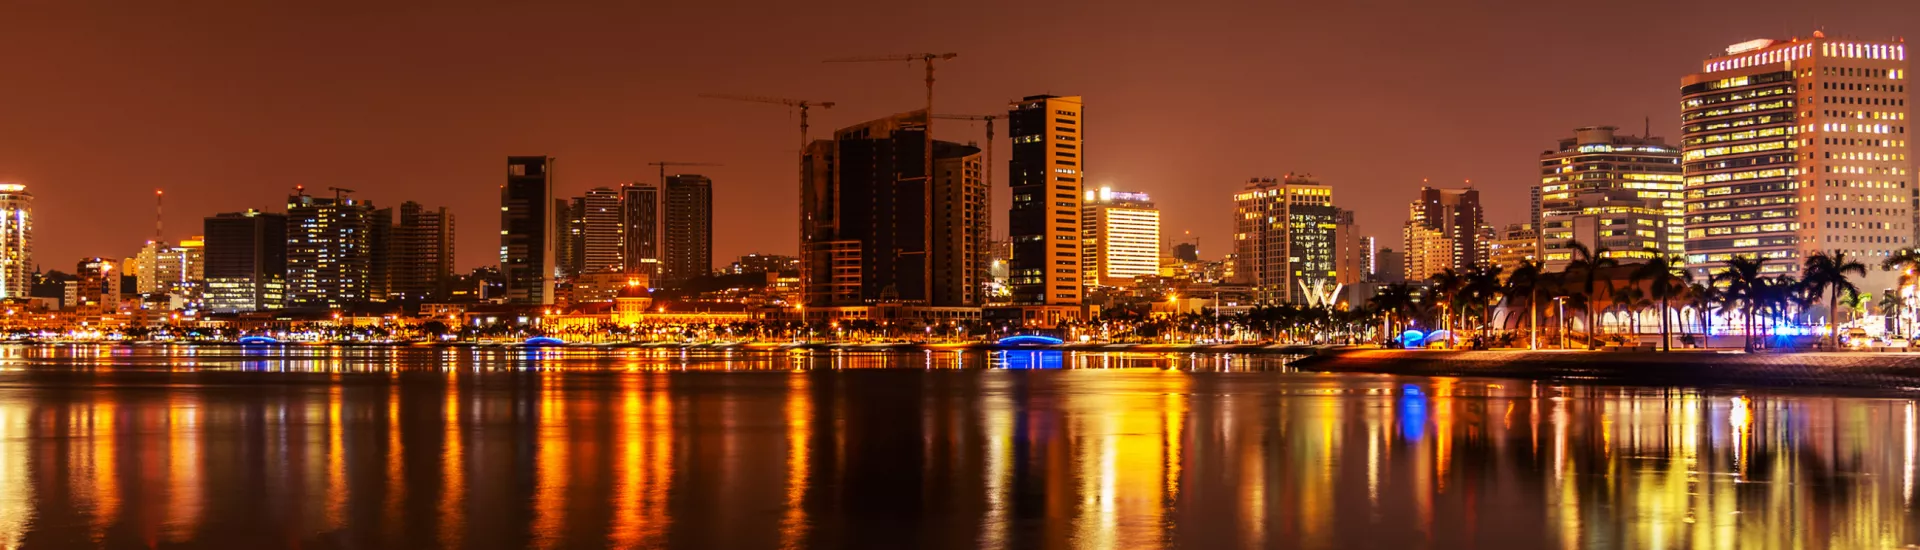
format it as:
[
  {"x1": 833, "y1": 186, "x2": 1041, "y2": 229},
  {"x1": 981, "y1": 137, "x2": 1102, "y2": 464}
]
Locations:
[
  {"x1": 699, "y1": 93, "x2": 838, "y2": 148},
  {"x1": 823, "y1": 53, "x2": 957, "y2": 64},
  {"x1": 646, "y1": 161, "x2": 722, "y2": 186}
]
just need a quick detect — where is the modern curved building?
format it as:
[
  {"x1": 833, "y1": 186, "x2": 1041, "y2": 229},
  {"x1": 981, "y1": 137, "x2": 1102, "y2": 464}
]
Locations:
[
  {"x1": 0, "y1": 184, "x2": 29, "y2": 300},
  {"x1": 1680, "y1": 33, "x2": 1911, "y2": 281}
]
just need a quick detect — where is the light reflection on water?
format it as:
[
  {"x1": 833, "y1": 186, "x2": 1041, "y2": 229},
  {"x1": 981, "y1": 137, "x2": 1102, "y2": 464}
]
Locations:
[{"x1": 0, "y1": 345, "x2": 1912, "y2": 548}]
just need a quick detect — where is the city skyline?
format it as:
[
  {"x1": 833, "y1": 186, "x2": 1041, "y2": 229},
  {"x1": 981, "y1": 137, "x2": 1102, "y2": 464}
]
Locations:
[{"x1": 4, "y1": 3, "x2": 1914, "y2": 271}]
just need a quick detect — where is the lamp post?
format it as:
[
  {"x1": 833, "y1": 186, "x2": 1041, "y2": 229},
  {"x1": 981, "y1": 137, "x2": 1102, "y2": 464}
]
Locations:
[{"x1": 1554, "y1": 297, "x2": 1568, "y2": 349}]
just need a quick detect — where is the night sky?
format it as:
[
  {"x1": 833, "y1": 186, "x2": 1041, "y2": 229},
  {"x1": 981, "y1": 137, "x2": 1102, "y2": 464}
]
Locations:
[{"x1": 2, "y1": 1, "x2": 1915, "y2": 271}]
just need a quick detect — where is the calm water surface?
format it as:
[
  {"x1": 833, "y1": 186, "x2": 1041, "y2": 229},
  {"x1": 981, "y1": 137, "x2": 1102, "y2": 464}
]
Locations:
[{"x1": 0, "y1": 345, "x2": 1914, "y2": 549}]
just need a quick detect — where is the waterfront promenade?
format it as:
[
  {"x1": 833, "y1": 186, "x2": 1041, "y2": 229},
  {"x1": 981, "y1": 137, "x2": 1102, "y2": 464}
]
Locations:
[{"x1": 1290, "y1": 349, "x2": 1920, "y2": 394}]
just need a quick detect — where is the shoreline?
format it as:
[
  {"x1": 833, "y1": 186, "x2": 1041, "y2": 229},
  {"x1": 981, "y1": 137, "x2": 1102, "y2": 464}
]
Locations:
[{"x1": 1288, "y1": 349, "x2": 1920, "y2": 394}]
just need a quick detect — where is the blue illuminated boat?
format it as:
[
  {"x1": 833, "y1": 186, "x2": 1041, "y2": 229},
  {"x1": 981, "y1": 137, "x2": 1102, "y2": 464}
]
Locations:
[
  {"x1": 996, "y1": 335, "x2": 1064, "y2": 347},
  {"x1": 237, "y1": 336, "x2": 281, "y2": 346},
  {"x1": 523, "y1": 336, "x2": 567, "y2": 347}
]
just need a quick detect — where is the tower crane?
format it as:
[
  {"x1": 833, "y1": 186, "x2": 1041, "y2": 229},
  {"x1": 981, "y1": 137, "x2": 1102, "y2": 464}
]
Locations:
[
  {"x1": 930, "y1": 114, "x2": 997, "y2": 191},
  {"x1": 698, "y1": 93, "x2": 836, "y2": 151},
  {"x1": 826, "y1": 53, "x2": 960, "y2": 304},
  {"x1": 825, "y1": 53, "x2": 959, "y2": 186}
]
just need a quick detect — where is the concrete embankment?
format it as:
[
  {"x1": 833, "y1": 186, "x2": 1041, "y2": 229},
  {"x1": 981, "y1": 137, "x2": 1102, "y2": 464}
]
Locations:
[{"x1": 1289, "y1": 349, "x2": 1920, "y2": 393}]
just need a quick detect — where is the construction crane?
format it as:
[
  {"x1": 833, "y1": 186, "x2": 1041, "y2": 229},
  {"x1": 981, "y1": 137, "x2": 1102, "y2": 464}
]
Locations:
[
  {"x1": 825, "y1": 53, "x2": 959, "y2": 196},
  {"x1": 646, "y1": 162, "x2": 722, "y2": 187},
  {"x1": 826, "y1": 53, "x2": 960, "y2": 304},
  {"x1": 698, "y1": 93, "x2": 836, "y2": 151},
  {"x1": 930, "y1": 114, "x2": 997, "y2": 191}
]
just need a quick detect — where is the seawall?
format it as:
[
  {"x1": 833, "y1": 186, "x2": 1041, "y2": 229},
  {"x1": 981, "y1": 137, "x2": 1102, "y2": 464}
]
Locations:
[{"x1": 1289, "y1": 349, "x2": 1920, "y2": 393}]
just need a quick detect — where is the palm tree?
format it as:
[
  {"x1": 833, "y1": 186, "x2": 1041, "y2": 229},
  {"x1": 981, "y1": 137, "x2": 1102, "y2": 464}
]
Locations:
[
  {"x1": 1685, "y1": 279, "x2": 1720, "y2": 347},
  {"x1": 1803, "y1": 251, "x2": 1868, "y2": 349},
  {"x1": 1505, "y1": 261, "x2": 1545, "y2": 349},
  {"x1": 1631, "y1": 255, "x2": 1688, "y2": 352},
  {"x1": 1564, "y1": 240, "x2": 1618, "y2": 349},
  {"x1": 1880, "y1": 289, "x2": 1905, "y2": 338},
  {"x1": 1463, "y1": 264, "x2": 1504, "y2": 343},
  {"x1": 1429, "y1": 268, "x2": 1465, "y2": 348},
  {"x1": 1713, "y1": 255, "x2": 1767, "y2": 352},
  {"x1": 1613, "y1": 285, "x2": 1648, "y2": 338}
]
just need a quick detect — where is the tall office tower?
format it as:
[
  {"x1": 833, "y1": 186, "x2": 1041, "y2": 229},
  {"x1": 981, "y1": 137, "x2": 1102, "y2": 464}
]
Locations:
[
  {"x1": 1233, "y1": 175, "x2": 1336, "y2": 304},
  {"x1": 133, "y1": 238, "x2": 204, "y2": 294},
  {"x1": 1007, "y1": 95, "x2": 1085, "y2": 318},
  {"x1": 799, "y1": 110, "x2": 987, "y2": 307},
  {"x1": 285, "y1": 188, "x2": 375, "y2": 309},
  {"x1": 204, "y1": 210, "x2": 287, "y2": 313},
  {"x1": 566, "y1": 187, "x2": 624, "y2": 276},
  {"x1": 391, "y1": 201, "x2": 456, "y2": 301},
  {"x1": 1080, "y1": 187, "x2": 1160, "y2": 287},
  {"x1": 1374, "y1": 247, "x2": 1406, "y2": 283},
  {"x1": 1537, "y1": 126, "x2": 1685, "y2": 272},
  {"x1": 621, "y1": 182, "x2": 662, "y2": 279},
  {"x1": 1402, "y1": 186, "x2": 1492, "y2": 281},
  {"x1": 1683, "y1": 34, "x2": 1911, "y2": 282},
  {"x1": 663, "y1": 175, "x2": 712, "y2": 284},
  {"x1": 0, "y1": 184, "x2": 29, "y2": 300},
  {"x1": 1491, "y1": 223, "x2": 1541, "y2": 275},
  {"x1": 368, "y1": 206, "x2": 392, "y2": 301},
  {"x1": 1529, "y1": 186, "x2": 1542, "y2": 230},
  {"x1": 502, "y1": 156, "x2": 555, "y2": 305},
  {"x1": 554, "y1": 198, "x2": 576, "y2": 280},
  {"x1": 1333, "y1": 208, "x2": 1364, "y2": 286},
  {"x1": 1362, "y1": 236, "x2": 1377, "y2": 280},
  {"x1": 73, "y1": 258, "x2": 119, "y2": 309}
]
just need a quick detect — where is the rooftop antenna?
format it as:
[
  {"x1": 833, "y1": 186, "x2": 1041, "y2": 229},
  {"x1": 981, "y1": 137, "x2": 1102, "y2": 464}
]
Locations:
[
  {"x1": 1644, "y1": 115, "x2": 1651, "y2": 138},
  {"x1": 154, "y1": 189, "x2": 163, "y2": 244}
]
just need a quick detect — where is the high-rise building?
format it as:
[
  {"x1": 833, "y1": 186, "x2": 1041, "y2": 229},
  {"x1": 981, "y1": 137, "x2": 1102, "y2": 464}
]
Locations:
[
  {"x1": 133, "y1": 238, "x2": 204, "y2": 295},
  {"x1": 1683, "y1": 33, "x2": 1912, "y2": 281},
  {"x1": 1081, "y1": 187, "x2": 1160, "y2": 287},
  {"x1": 1362, "y1": 236, "x2": 1378, "y2": 281},
  {"x1": 1529, "y1": 186, "x2": 1543, "y2": 231},
  {"x1": 800, "y1": 110, "x2": 987, "y2": 307},
  {"x1": 368, "y1": 206, "x2": 392, "y2": 301},
  {"x1": 391, "y1": 201, "x2": 455, "y2": 301},
  {"x1": 73, "y1": 258, "x2": 118, "y2": 310},
  {"x1": 285, "y1": 188, "x2": 375, "y2": 309},
  {"x1": 554, "y1": 198, "x2": 576, "y2": 280},
  {"x1": 1402, "y1": 186, "x2": 1492, "y2": 281},
  {"x1": 1492, "y1": 223, "x2": 1541, "y2": 275},
  {"x1": 1007, "y1": 95, "x2": 1084, "y2": 322},
  {"x1": 663, "y1": 175, "x2": 712, "y2": 284},
  {"x1": 565, "y1": 187, "x2": 624, "y2": 277},
  {"x1": 1538, "y1": 126, "x2": 1685, "y2": 272},
  {"x1": 1333, "y1": 208, "x2": 1364, "y2": 286},
  {"x1": 502, "y1": 156, "x2": 555, "y2": 305},
  {"x1": 0, "y1": 184, "x2": 29, "y2": 300},
  {"x1": 1374, "y1": 247, "x2": 1406, "y2": 283},
  {"x1": 621, "y1": 182, "x2": 662, "y2": 279},
  {"x1": 1172, "y1": 242, "x2": 1200, "y2": 263},
  {"x1": 204, "y1": 210, "x2": 286, "y2": 313},
  {"x1": 1233, "y1": 175, "x2": 1337, "y2": 303}
]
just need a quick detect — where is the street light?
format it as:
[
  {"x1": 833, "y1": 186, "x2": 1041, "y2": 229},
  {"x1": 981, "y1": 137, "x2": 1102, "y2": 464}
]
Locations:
[{"x1": 1554, "y1": 296, "x2": 1568, "y2": 349}]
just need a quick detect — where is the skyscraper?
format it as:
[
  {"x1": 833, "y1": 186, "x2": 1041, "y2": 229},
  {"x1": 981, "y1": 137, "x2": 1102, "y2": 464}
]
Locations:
[
  {"x1": 663, "y1": 175, "x2": 712, "y2": 284},
  {"x1": 133, "y1": 238, "x2": 203, "y2": 295},
  {"x1": 1682, "y1": 33, "x2": 1912, "y2": 282},
  {"x1": 502, "y1": 156, "x2": 555, "y2": 305},
  {"x1": 1402, "y1": 186, "x2": 1492, "y2": 281},
  {"x1": 0, "y1": 184, "x2": 31, "y2": 300},
  {"x1": 1233, "y1": 175, "x2": 1337, "y2": 304},
  {"x1": 554, "y1": 197, "x2": 575, "y2": 280},
  {"x1": 1007, "y1": 95, "x2": 1084, "y2": 323},
  {"x1": 1081, "y1": 187, "x2": 1160, "y2": 287},
  {"x1": 565, "y1": 187, "x2": 625, "y2": 277},
  {"x1": 285, "y1": 188, "x2": 375, "y2": 309},
  {"x1": 800, "y1": 110, "x2": 987, "y2": 307},
  {"x1": 204, "y1": 210, "x2": 286, "y2": 313},
  {"x1": 1538, "y1": 126, "x2": 1685, "y2": 272},
  {"x1": 391, "y1": 201, "x2": 455, "y2": 301},
  {"x1": 1492, "y1": 223, "x2": 1541, "y2": 275},
  {"x1": 1333, "y1": 208, "x2": 1364, "y2": 286},
  {"x1": 621, "y1": 182, "x2": 661, "y2": 279},
  {"x1": 73, "y1": 258, "x2": 118, "y2": 310}
]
